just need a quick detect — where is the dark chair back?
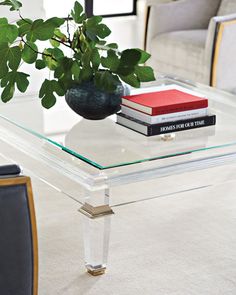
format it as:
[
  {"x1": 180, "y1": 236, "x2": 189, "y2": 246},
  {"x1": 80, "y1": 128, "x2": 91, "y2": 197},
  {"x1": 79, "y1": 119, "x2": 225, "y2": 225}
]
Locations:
[{"x1": 0, "y1": 165, "x2": 38, "y2": 295}]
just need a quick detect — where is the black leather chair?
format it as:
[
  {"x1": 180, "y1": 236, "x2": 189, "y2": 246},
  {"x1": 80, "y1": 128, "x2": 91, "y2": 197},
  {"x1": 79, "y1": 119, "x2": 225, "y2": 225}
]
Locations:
[{"x1": 0, "y1": 164, "x2": 38, "y2": 295}]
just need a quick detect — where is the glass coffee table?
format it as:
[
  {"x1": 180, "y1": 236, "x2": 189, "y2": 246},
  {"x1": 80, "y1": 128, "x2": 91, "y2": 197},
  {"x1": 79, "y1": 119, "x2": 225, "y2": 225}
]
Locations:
[{"x1": 1, "y1": 75, "x2": 236, "y2": 275}]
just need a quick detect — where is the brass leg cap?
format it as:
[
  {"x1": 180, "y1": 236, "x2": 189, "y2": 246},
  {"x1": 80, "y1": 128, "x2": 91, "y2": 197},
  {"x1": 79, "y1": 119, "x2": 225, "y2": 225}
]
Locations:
[{"x1": 87, "y1": 268, "x2": 106, "y2": 276}]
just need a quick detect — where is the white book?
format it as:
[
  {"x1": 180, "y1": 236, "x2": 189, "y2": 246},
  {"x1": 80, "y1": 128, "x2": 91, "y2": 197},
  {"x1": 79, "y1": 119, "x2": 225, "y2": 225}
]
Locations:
[{"x1": 121, "y1": 105, "x2": 208, "y2": 124}]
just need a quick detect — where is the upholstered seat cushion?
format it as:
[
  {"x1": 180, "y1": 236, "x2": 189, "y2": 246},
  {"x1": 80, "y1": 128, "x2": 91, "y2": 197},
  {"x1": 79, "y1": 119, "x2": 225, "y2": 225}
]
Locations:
[
  {"x1": 217, "y1": 0, "x2": 236, "y2": 16},
  {"x1": 149, "y1": 30, "x2": 208, "y2": 83}
]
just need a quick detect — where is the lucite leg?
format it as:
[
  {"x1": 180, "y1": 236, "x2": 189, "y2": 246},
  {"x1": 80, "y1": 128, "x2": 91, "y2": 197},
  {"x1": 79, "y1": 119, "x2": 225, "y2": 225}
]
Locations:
[{"x1": 79, "y1": 188, "x2": 114, "y2": 276}]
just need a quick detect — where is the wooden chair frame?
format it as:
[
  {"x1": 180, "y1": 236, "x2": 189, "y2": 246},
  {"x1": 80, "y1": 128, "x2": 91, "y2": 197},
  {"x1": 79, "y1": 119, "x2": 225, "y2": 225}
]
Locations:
[{"x1": 0, "y1": 176, "x2": 38, "y2": 295}]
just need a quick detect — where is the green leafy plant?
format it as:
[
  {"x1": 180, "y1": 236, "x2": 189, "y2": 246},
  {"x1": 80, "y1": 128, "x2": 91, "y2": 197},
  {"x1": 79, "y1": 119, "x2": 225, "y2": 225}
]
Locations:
[{"x1": 0, "y1": 0, "x2": 155, "y2": 108}]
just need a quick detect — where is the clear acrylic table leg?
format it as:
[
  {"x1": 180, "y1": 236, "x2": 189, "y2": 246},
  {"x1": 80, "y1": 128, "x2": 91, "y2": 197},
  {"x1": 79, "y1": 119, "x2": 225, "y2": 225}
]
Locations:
[{"x1": 79, "y1": 188, "x2": 113, "y2": 276}]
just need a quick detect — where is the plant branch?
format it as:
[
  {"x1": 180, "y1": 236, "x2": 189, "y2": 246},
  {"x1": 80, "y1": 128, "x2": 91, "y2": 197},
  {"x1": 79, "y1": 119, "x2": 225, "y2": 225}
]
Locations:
[
  {"x1": 18, "y1": 10, "x2": 32, "y2": 25},
  {"x1": 51, "y1": 37, "x2": 70, "y2": 48},
  {"x1": 66, "y1": 15, "x2": 72, "y2": 46},
  {"x1": 21, "y1": 38, "x2": 57, "y2": 61},
  {"x1": 51, "y1": 37, "x2": 77, "y2": 54}
]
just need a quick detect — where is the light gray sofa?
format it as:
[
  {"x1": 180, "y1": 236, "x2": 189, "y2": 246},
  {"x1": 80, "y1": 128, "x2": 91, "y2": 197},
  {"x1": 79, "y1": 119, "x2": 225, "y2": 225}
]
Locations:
[{"x1": 145, "y1": 0, "x2": 236, "y2": 92}]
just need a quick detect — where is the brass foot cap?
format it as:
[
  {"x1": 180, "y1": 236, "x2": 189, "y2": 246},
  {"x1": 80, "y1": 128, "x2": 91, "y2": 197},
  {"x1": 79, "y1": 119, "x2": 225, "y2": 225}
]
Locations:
[
  {"x1": 87, "y1": 268, "x2": 106, "y2": 276},
  {"x1": 160, "y1": 133, "x2": 176, "y2": 141}
]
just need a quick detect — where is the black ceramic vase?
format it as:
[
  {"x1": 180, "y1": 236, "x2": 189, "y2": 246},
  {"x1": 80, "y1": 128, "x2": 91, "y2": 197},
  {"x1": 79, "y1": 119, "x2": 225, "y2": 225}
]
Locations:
[{"x1": 65, "y1": 81, "x2": 124, "y2": 120}]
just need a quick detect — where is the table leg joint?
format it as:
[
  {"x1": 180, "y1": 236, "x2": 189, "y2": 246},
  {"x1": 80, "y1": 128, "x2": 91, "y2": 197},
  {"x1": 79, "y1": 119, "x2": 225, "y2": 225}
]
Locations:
[{"x1": 79, "y1": 202, "x2": 114, "y2": 219}]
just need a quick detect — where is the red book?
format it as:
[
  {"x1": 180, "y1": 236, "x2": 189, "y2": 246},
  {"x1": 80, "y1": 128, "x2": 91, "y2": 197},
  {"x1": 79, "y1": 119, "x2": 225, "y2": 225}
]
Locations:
[{"x1": 122, "y1": 89, "x2": 208, "y2": 115}]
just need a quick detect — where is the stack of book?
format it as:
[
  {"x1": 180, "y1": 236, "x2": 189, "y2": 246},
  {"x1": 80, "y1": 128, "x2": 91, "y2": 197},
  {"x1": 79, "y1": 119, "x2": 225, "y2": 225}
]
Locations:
[{"x1": 117, "y1": 86, "x2": 216, "y2": 136}]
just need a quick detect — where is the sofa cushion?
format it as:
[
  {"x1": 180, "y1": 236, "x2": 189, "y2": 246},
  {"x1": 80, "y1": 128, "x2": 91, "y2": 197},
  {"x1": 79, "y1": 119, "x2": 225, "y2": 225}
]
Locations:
[
  {"x1": 149, "y1": 30, "x2": 208, "y2": 83},
  {"x1": 217, "y1": 0, "x2": 236, "y2": 16}
]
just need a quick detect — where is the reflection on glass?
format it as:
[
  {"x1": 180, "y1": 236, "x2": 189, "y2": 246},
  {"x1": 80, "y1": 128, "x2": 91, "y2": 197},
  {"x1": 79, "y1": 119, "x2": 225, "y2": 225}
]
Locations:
[
  {"x1": 63, "y1": 117, "x2": 216, "y2": 169},
  {"x1": 93, "y1": 0, "x2": 133, "y2": 15}
]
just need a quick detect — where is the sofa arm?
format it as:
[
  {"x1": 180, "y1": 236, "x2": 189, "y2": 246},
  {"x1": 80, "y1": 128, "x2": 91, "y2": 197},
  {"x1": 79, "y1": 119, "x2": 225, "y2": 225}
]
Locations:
[
  {"x1": 145, "y1": 0, "x2": 221, "y2": 51},
  {"x1": 206, "y1": 14, "x2": 236, "y2": 92}
]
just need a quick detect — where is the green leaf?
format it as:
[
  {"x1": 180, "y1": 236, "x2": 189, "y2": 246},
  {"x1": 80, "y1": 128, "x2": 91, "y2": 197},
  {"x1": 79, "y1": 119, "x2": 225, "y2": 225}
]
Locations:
[
  {"x1": 47, "y1": 47, "x2": 64, "y2": 59},
  {"x1": 0, "y1": 68, "x2": 11, "y2": 87},
  {"x1": 116, "y1": 65, "x2": 134, "y2": 76},
  {"x1": 0, "y1": 44, "x2": 22, "y2": 78},
  {"x1": 39, "y1": 79, "x2": 47, "y2": 98},
  {"x1": 0, "y1": 44, "x2": 22, "y2": 72},
  {"x1": 8, "y1": 46, "x2": 21, "y2": 70},
  {"x1": 15, "y1": 72, "x2": 29, "y2": 92},
  {"x1": 85, "y1": 30, "x2": 99, "y2": 42},
  {"x1": 135, "y1": 49, "x2": 151, "y2": 64},
  {"x1": 50, "y1": 38, "x2": 60, "y2": 48},
  {"x1": 116, "y1": 49, "x2": 142, "y2": 76},
  {"x1": 39, "y1": 79, "x2": 65, "y2": 108},
  {"x1": 45, "y1": 17, "x2": 65, "y2": 28},
  {"x1": 120, "y1": 73, "x2": 140, "y2": 88},
  {"x1": 39, "y1": 79, "x2": 56, "y2": 108},
  {"x1": 0, "y1": 61, "x2": 8, "y2": 78},
  {"x1": 120, "y1": 49, "x2": 141, "y2": 66},
  {"x1": 71, "y1": 1, "x2": 86, "y2": 23},
  {"x1": 71, "y1": 61, "x2": 80, "y2": 79},
  {"x1": 134, "y1": 66, "x2": 155, "y2": 82},
  {"x1": 97, "y1": 40, "x2": 106, "y2": 46},
  {"x1": 78, "y1": 49, "x2": 93, "y2": 81},
  {"x1": 107, "y1": 43, "x2": 118, "y2": 49},
  {"x1": 101, "y1": 50, "x2": 119, "y2": 72},
  {"x1": 43, "y1": 48, "x2": 64, "y2": 70},
  {"x1": 97, "y1": 24, "x2": 111, "y2": 39},
  {"x1": 73, "y1": 51, "x2": 81, "y2": 61},
  {"x1": 87, "y1": 23, "x2": 111, "y2": 39},
  {"x1": 43, "y1": 52, "x2": 57, "y2": 70},
  {"x1": 17, "y1": 18, "x2": 32, "y2": 26},
  {"x1": 1, "y1": 83, "x2": 15, "y2": 102},
  {"x1": 0, "y1": 17, "x2": 7, "y2": 25},
  {"x1": 17, "y1": 18, "x2": 33, "y2": 36},
  {"x1": 26, "y1": 19, "x2": 43, "y2": 42},
  {"x1": 10, "y1": 0, "x2": 22, "y2": 10},
  {"x1": 81, "y1": 49, "x2": 91, "y2": 66},
  {"x1": 91, "y1": 48, "x2": 100, "y2": 70},
  {"x1": 0, "y1": 18, "x2": 18, "y2": 43},
  {"x1": 50, "y1": 28, "x2": 67, "y2": 47},
  {"x1": 79, "y1": 67, "x2": 93, "y2": 82},
  {"x1": 0, "y1": 70, "x2": 16, "y2": 102},
  {"x1": 86, "y1": 16, "x2": 102, "y2": 27},
  {"x1": 0, "y1": 0, "x2": 22, "y2": 11},
  {"x1": 54, "y1": 28, "x2": 67, "y2": 40},
  {"x1": 41, "y1": 93, "x2": 56, "y2": 108},
  {"x1": 0, "y1": 42, "x2": 9, "y2": 54},
  {"x1": 54, "y1": 57, "x2": 74, "y2": 89},
  {"x1": 36, "y1": 18, "x2": 64, "y2": 41},
  {"x1": 53, "y1": 80, "x2": 65, "y2": 96},
  {"x1": 22, "y1": 42, "x2": 38, "y2": 64},
  {"x1": 35, "y1": 59, "x2": 46, "y2": 69},
  {"x1": 26, "y1": 18, "x2": 65, "y2": 42},
  {"x1": 94, "y1": 70, "x2": 120, "y2": 92},
  {"x1": 54, "y1": 65, "x2": 64, "y2": 79},
  {"x1": 0, "y1": 70, "x2": 29, "y2": 100},
  {"x1": 1, "y1": 69, "x2": 14, "y2": 87},
  {"x1": 54, "y1": 57, "x2": 72, "y2": 79},
  {"x1": 0, "y1": 42, "x2": 9, "y2": 78}
]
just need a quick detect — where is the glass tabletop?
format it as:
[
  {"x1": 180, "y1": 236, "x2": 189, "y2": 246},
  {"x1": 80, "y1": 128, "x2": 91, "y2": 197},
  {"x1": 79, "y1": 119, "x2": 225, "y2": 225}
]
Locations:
[{"x1": 1, "y1": 76, "x2": 236, "y2": 170}]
